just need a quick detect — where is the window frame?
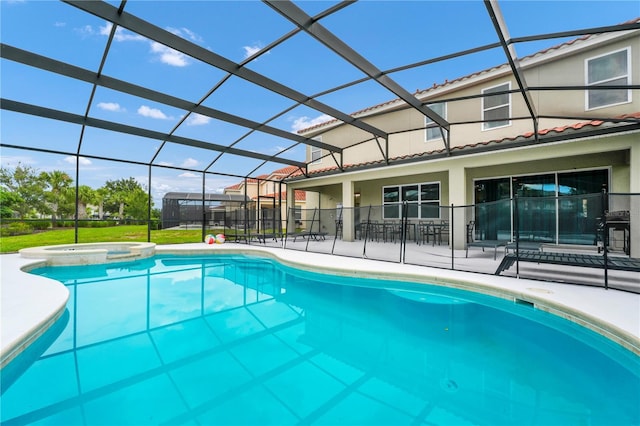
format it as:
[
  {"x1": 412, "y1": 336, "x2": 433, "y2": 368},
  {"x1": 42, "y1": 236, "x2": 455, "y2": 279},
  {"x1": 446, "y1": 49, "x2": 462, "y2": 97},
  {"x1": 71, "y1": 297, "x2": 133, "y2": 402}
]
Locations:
[
  {"x1": 584, "y1": 47, "x2": 631, "y2": 111},
  {"x1": 382, "y1": 181, "x2": 441, "y2": 220},
  {"x1": 481, "y1": 82, "x2": 511, "y2": 131},
  {"x1": 425, "y1": 102, "x2": 447, "y2": 142},
  {"x1": 310, "y1": 136, "x2": 323, "y2": 164}
]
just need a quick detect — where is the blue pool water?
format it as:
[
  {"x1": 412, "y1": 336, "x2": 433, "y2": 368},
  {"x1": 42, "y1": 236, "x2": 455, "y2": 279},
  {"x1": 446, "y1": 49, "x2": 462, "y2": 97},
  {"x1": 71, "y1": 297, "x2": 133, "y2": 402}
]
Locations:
[{"x1": 2, "y1": 254, "x2": 639, "y2": 425}]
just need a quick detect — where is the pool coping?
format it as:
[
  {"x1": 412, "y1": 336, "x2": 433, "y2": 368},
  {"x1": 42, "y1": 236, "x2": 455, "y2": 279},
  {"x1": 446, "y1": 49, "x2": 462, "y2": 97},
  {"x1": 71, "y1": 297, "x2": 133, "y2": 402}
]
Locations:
[
  {"x1": 1, "y1": 243, "x2": 639, "y2": 369},
  {"x1": 0, "y1": 255, "x2": 69, "y2": 368}
]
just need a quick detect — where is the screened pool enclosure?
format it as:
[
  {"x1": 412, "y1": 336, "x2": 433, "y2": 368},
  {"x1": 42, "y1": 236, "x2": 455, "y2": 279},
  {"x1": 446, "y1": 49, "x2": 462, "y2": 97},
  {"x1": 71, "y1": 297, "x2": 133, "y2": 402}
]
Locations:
[{"x1": 1, "y1": 1, "x2": 638, "y2": 290}]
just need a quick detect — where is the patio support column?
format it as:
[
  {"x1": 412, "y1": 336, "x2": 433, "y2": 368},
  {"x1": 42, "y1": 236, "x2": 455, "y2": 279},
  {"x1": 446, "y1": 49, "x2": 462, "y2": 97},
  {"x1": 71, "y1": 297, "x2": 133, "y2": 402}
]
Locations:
[
  {"x1": 286, "y1": 186, "x2": 296, "y2": 235},
  {"x1": 449, "y1": 165, "x2": 467, "y2": 250},
  {"x1": 342, "y1": 180, "x2": 355, "y2": 241},
  {"x1": 630, "y1": 144, "x2": 639, "y2": 258}
]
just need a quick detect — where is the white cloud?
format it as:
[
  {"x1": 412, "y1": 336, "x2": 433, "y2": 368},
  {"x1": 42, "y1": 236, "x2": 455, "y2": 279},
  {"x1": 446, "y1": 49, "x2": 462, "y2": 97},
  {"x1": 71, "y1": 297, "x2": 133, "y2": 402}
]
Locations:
[
  {"x1": 290, "y1": 114, "x2": 333, "y2": 132},
  {"x1": 155, "y1": 183, "x2": 172, "y2": 192},
  {"x1": 75, "y1": 24, "x2": 96, "y2": 37},
  {"x1": 99, "y1": 22, "x2": 146, "y2": 42},
  {"x1": 138, "y1": 105, "x2": 171, "y2": 120},
  {"x1": 0, "y1": 155, "x2": 36, "y2": 168},
  {"x1": 168, "y1": 27, "x2": 203, "y2": 43},
  {"x1": 157, "y1": 161, "x2": 173, "y2": 167},
  {"x1": 186, "y1": 113, "x2": 211, "y2": 126},
  {"x1": 97, "y1": 102, "x2": 124, "y2": 112},
  {"x1": 54, "y1": 22, "x2": 66, "y2": 28},
  {"x1": 64, "y1": 156, "x2": 92, "y2": 166},
  {"x1": 181, "y1": 158, "x2": 199, "y2": 168},
  {"x1": 95, "y1": 22, "x2": 201, "y2": 68},
  {"x1": 243, "y1": 45, "x2": 262, "y2": 59},
  {"x1": 150, "y1": 41, "x2": 189, "y2": 67},
  {"x1": 178, "y1": 172, "x2": 199, "y2": 178}
]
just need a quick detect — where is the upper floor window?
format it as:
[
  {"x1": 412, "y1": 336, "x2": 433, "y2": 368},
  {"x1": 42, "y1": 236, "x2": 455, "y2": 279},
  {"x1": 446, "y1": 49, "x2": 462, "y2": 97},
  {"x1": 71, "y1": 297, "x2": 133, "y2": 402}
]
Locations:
[
  {"x1": 310, "y1": 136, "x2": 322, "y2": 164},
  {"x1": 586, "y1": 47, "x2": 631, "y2": 110},
  {"x1": 482, "y1": 82, "x2": 511, "y2": 130},
  {"x1": 425, "y1": 102, "x2": 447, "y2": 141}
]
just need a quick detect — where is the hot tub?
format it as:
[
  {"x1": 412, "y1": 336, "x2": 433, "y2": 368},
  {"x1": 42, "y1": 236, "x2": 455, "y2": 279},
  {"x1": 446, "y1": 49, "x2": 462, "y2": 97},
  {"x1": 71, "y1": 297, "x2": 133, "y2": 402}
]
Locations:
[{"x1": 19, "y1": 242, "x2": 156, "y2": 266}]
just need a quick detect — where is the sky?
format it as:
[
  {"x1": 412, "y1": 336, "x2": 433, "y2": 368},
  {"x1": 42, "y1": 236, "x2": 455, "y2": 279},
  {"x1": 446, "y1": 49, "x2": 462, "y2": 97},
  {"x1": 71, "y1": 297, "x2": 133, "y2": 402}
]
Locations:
[{"x1": 1, "y1": 0, "x2": 638, "y2": 206}]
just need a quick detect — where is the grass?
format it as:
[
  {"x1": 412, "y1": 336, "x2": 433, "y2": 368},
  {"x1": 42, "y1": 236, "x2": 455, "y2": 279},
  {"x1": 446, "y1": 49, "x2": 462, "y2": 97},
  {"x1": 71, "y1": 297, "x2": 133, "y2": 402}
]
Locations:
[{"x1": 0, "y1": 225, "x2": 225, "y2": 253}]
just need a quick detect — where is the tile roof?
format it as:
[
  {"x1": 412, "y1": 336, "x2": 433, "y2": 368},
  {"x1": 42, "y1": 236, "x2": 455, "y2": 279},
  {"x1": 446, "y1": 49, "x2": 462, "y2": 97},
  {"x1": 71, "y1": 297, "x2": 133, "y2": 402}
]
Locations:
[
  {"x1": 296, "y1": 19, "x2": 640, "y2": 134},
  {"x1": 270, "y1": 165, "x2": 303, "y2": 176},
  {"x1": 295, "y1": 113, "x2": 640, "y2": 177},
  {"x1": 224, "y1": 173, "x2": 275, "y2": 190},
  {"x1": 224, "y1": 183, "x2": 242, "y2": 190},
  {"x1": 253, "y1": 190, "x2": 306, "y2": 202}
]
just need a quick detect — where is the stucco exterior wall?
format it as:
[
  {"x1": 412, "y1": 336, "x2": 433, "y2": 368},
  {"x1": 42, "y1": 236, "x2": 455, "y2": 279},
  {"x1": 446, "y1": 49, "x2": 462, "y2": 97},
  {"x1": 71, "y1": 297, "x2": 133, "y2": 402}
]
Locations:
[{"x1": 304, "y1": 31, "x2": 639, "y2": 173}]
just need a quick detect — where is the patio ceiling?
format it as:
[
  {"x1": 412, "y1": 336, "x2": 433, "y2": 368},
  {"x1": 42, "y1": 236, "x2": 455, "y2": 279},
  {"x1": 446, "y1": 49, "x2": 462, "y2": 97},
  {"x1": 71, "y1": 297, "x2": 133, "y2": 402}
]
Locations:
[{"x1": 1, "y1": 0, "x2": 638, "y2": 185}]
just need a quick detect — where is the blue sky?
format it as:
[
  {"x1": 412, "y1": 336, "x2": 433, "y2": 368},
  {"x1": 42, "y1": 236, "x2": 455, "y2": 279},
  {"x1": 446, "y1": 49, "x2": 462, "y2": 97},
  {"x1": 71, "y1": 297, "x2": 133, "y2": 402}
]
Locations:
[{"x1": 1, "y1": 0, "x2": 637, "y2": 205}]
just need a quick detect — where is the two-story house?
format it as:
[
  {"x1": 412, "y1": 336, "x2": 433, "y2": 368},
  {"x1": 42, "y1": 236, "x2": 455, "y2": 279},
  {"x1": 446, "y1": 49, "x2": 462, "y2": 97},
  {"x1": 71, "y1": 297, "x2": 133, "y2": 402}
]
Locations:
[
  {"x1": 224, "y1": 166, "x2": 309, "y2": 231},
  {"x1": 285, "y1": 22, "x2": 639, "y2": 256}
]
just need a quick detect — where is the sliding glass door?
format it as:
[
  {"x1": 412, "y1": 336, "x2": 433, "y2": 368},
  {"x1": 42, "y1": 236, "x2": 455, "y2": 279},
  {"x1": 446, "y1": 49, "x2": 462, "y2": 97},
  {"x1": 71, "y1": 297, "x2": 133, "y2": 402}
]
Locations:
[
  {"x1": 513, "y1": 174, "x2": 556, "y2": 243},
  {"x1": 474, "y1": 178, "x2": 510, "y2": 240},
  {"x1": 557, "y1": 169, "x2": 607, "y2": 244},
  {"x1": 474, "y1": 169, "x2": 608, "y2": 245}
]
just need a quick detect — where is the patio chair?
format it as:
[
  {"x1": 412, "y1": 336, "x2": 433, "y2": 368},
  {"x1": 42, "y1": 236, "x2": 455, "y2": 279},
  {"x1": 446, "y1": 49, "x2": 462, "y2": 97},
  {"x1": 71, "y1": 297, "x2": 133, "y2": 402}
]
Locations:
[
  {"x1": 418, "y1": 220, "x2": 434, "y2": 245},
  {"x1": 383, "y1": 220, "x2": 402, "y2": 243},
  {"x1": 433, "y1": 220, "x2": 449, "y2": 246},
  {"x1": 465, "y1": 220, "x2": 508, "y2": 260}
]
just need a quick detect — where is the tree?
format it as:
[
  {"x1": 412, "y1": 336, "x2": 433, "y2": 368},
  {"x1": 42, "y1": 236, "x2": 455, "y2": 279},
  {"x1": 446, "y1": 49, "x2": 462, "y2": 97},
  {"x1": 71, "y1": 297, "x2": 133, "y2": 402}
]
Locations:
[
  {"x1": 94, "y1": 187, "x2": 108, "y2": 219},
  {"x1": 77, "y1": 185, "x2": 96, "y2": 219},
  {"x1": 104, "y1": 177, "x2": 149, "y2": 219},
  {"x1": 124, "y1": 186, "x2": 151, "y2": 220},
  {"x1": 41, "y1": 170, "x2": 73, "y2": 226},
  {"x1": 0, "y1": 163, "x2": 47, "y2": 219},
  {"x1": 0, "y1": 188, "x2": 23, "y2": 219}
]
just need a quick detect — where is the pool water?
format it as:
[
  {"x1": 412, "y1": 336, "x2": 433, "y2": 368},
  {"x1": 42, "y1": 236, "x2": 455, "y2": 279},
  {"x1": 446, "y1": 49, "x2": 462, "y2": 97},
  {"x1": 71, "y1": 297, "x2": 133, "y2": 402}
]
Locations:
[{"x1": 2, "y1": 254, "x2": 639, "y2": 425}]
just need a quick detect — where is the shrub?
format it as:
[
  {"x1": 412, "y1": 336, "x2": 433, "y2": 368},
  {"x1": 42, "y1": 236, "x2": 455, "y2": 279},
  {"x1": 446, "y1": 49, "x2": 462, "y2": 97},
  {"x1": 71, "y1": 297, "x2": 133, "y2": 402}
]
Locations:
[
  {"x1": 30, "y1": 220, "x2": 51, "y2": 230},
  {"x1": 0, "y1": 222, "x2": 33, "y2": 236},
  {"x1": 90, "y1": 220, "x2": 115, "y2": 228}
]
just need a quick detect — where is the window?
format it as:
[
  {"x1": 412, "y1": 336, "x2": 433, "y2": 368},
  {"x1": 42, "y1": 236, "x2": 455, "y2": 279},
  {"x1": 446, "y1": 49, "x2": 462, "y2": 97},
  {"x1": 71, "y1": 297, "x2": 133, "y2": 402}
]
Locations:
[
  {"x1": 310, "y1": 136, "x2": 322, "y2": 164},
  {"x1": 482, "y1": 82, "x2": 511, "y2": 130},
  {"x1": 586, "y1": 47, "x2": 631, "y2": 110},
  {"x1": 294, "y1": 206, "x2": 302, "y2": 225},
  {"x1": 425, "y1": 102, "x2": 447, "y2": 141},
  {"x1": 310, "y1": 146, "x2": 322, "y2": 163},
  {"x1": 382, "y1": 182, "x2": 440, "y2": 219}
]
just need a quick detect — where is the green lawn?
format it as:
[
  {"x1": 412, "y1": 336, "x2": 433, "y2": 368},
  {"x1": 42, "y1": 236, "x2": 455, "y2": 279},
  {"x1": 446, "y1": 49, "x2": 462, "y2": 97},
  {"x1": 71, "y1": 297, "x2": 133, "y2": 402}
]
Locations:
[{"x1": 0, "y1": 225, "x2": 222, "y2": 253}]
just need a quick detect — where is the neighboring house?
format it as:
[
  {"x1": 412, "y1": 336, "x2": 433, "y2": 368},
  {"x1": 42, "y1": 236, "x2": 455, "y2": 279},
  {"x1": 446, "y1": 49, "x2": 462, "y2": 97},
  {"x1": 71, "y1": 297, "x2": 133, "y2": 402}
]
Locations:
[
  {"x1": 224, "y1": 166, "x2": 310, "y2": 231},
  {"x1": 286, "y1": 22, "x2": 640, "y2": 256}
]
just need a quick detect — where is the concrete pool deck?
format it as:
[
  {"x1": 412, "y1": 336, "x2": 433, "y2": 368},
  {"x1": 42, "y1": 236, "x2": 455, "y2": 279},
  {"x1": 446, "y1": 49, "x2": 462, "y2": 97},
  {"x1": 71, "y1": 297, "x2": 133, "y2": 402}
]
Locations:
[{"x1": 2, "y1": 242, "x2": 639, "y2": 368}]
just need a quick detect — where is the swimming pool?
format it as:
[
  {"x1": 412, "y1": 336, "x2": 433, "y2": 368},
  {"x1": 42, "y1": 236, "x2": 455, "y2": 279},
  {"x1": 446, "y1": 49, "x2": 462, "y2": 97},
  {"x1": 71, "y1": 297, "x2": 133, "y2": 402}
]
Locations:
[{"x1": 2, "y1": 253, "x2": 639, "y2": 425}]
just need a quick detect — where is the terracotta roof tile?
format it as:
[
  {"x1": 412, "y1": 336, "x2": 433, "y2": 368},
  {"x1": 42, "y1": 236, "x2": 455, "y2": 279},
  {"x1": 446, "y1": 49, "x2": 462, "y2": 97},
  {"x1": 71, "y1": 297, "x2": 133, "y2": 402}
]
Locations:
[
  {"x1": 253, "y1": 190, "x2": 306, "y2": 202},
  {"x1": 270, "y1": 165, "x2": 302, "y2": 176}
]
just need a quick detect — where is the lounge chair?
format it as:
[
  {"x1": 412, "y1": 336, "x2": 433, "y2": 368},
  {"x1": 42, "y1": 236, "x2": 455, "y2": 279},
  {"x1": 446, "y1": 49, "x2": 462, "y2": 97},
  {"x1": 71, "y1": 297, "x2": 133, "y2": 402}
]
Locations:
[
  {"x1": 466, "y1": 240, "x2": 509, "y2": 260},
  {"x1": 495, "y1": 250, "x2": 640, "y2": 275}
]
